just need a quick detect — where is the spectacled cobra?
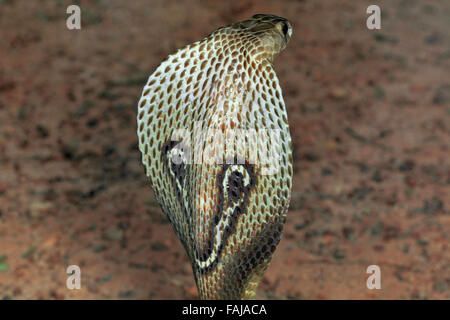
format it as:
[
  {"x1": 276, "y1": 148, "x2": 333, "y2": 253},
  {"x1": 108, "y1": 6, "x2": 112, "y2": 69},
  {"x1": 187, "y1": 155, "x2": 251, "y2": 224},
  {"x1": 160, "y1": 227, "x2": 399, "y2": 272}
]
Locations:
[{"x1": 137, "y1": 14, "x2": 293, "y2": 299}]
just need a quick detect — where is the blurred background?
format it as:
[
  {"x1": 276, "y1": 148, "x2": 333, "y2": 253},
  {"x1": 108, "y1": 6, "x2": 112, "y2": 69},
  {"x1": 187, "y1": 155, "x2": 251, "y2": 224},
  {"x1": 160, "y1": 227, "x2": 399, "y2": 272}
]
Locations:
[{"x1": 0, "y1": 0, "x2": 449, "y2": 299}]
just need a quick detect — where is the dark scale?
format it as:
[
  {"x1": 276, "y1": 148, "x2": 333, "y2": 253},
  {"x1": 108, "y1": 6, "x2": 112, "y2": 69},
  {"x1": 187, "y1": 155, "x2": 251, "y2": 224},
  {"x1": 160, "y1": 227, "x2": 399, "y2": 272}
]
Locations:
[{"x1": 227, "y1": 170, "x2": 245, "y2": 204}]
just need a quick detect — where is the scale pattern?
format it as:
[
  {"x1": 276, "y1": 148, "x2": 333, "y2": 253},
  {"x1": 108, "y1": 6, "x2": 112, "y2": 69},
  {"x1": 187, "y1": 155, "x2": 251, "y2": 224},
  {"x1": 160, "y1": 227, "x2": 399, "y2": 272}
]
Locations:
[{"x1": 137, "y1": 14, "x2": 293, "y2": 299}]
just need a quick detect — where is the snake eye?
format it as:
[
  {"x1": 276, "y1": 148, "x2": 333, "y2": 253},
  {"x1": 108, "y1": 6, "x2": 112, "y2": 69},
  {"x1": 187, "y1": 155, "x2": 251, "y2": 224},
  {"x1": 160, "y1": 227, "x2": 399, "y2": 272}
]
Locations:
[
  {"x1": 281, "y1": 22, "x2": 289, "y2": 36},
  {"x1": 275, "y1": 21, "x2": 291, "y2": 41}
]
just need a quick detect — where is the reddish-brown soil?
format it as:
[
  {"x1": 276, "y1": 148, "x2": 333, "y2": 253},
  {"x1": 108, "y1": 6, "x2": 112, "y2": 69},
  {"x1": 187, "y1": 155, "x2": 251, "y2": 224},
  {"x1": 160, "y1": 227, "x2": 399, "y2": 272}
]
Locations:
[{"x1": 0, "y1": 0, "x2": 449, "y2": 299}]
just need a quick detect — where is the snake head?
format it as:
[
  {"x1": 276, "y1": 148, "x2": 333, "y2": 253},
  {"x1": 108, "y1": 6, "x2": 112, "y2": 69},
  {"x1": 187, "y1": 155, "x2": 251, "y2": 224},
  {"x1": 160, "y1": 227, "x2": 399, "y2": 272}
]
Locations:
[{"x1": 236, "y1": 14, "x2": 293, "y2": 62}]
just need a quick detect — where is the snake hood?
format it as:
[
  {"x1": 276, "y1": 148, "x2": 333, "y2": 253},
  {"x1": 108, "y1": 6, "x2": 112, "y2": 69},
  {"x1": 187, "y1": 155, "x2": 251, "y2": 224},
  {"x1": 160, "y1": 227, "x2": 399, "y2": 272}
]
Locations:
[{"x1": 137, "y1": 14, "x2": 293, "y2": 299}]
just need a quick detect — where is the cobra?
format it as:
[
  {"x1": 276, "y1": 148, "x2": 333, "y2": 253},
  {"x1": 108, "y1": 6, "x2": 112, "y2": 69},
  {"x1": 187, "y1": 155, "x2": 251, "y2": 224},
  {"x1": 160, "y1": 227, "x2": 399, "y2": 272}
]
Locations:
[{"x1": 137, "y1": 14, "x2": 293, "y2": 299}]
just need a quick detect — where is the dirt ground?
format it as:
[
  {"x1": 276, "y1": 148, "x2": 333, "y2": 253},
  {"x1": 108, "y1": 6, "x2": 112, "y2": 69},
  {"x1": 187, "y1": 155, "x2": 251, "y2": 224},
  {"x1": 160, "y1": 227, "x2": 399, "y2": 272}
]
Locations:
[{"x1": 0, "y1": 0, "x2": 449, "y2": 300}]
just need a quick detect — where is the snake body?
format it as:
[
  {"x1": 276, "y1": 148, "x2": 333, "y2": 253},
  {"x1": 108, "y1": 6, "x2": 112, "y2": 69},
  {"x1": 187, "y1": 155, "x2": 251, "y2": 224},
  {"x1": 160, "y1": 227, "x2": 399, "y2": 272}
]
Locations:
[{"x1": 137, "y1": 14, "x2": 293, "y2": 299}]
